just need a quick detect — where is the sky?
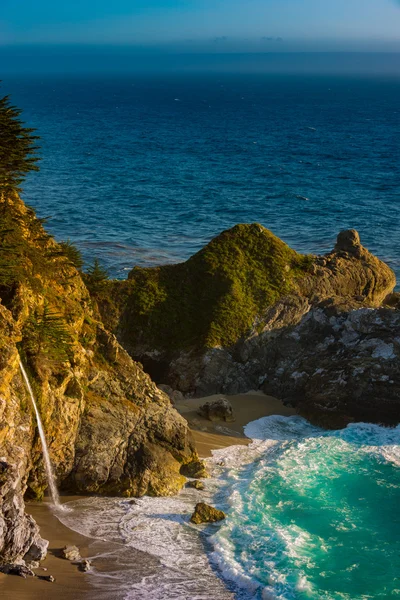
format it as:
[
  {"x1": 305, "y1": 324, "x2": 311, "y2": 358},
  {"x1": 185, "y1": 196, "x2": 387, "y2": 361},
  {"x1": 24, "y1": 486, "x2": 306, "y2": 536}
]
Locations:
[{"x1": 1, "y1": 0, "x2": 400, "y2": 51}]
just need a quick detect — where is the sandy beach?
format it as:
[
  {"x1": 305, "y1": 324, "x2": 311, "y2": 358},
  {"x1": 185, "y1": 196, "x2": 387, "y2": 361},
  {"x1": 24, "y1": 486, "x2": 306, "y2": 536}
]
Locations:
[
  {"x1": 0, "y1": 392, "x2": 294, "y2": 599},
  {"x1": 175, "y1": 391, "x2": 296, "y2": 458},
  {"x1": 0, "y1": 497, "x2": 94, "y2": 600}
]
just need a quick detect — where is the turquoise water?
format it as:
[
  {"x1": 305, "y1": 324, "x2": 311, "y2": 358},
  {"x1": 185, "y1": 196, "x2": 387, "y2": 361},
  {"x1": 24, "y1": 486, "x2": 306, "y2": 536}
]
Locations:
[
  {"x1": 57, "y1": 416, "x2": 400, "y2": 599},
  {"x1": 211, "y1": 417, "x2": 400, "y2": 600}
]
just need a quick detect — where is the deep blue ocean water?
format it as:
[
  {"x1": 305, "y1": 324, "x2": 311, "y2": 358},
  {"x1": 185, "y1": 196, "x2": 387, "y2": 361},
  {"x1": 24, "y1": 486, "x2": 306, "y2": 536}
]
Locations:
[{"x1": 3, "y1": 71, "x2": 400, "y2": 280}]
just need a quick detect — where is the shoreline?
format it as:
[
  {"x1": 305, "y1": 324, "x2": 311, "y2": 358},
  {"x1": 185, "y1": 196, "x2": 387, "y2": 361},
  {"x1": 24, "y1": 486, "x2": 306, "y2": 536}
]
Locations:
[
  {"x1": 0, "y1": 497, "x2": 94, "y2": 600},
  {"x1": 0, "y1": 392, "x2": 293, "y2": 599},
  {"x1": 175, "y1": 391, "x2": 296, "y2": 458}
]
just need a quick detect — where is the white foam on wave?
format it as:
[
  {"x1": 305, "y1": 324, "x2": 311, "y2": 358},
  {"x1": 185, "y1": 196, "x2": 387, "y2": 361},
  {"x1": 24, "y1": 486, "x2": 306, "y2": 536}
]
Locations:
[{"x1": 58, "y1": 485, "x2": 238, "y2": 599}]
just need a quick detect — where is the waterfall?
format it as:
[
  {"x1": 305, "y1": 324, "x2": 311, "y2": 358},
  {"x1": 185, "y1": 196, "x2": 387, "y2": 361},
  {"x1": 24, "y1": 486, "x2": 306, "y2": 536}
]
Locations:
[{"x1": 19, "y1": 360, "x2": 61, "y2": 509}]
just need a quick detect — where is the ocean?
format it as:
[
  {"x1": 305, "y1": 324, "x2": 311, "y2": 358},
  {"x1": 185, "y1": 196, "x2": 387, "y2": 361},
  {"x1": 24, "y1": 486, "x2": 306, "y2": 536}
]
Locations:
[
  {"x1": 4, "y1": 61, "x2": 400, "y2": 598},
  {"x1": 3, "y1": 67, "x2": 400, "y2": 281},
  {"x1": 57, "y1": 416, "x2": 400, "y2": 600}
]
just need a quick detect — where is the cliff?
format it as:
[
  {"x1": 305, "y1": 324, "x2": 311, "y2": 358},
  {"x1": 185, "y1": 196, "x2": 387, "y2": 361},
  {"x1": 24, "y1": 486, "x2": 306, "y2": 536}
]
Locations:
[{"x1": 0, "y1": 193, "x2": 198, "y2": 569}]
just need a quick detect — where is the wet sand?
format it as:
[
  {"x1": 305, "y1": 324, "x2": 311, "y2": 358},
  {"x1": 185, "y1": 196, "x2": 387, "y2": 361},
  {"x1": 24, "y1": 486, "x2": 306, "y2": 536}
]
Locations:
[
  {"x1": 0, "y1": 392, "x2": 294, "y2": 599},
  {"x1": 175, "y1": 391, "x2": 296, "y2": 457},
  {"x1": 0, "y1": 497, "x2": 94, "y2": 600}
]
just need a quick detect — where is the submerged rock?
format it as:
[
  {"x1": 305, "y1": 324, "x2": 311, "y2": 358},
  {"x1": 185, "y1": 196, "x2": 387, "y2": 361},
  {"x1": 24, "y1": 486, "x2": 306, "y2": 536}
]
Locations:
[
  {"x1": 198, "y1": 398, "x2": 235, "y2": 422},
  {"x1": 190, "y1": 503, "x2": 226, "y2": 524},
  {"x1": 78, "y1": 559, "x2": 91, "y2": 572}
]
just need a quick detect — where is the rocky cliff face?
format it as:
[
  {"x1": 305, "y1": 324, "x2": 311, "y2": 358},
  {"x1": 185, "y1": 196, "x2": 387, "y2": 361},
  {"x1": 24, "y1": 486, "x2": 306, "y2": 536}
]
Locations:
[
  {"x1": 186, "y1": 304, "x2": 400, "y2": 428},
  {"x1": 0, "y1": 304, "x2": 48, "y2": 568},
  {"x1": 0, "y1": 194, "x2": 198, "y2": 568}
]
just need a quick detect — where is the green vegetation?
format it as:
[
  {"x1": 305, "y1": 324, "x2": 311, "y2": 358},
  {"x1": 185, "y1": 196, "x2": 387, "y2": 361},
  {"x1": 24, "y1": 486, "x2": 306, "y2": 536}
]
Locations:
[
  {"x1": 22, "y1": 302, "x2": 73, "y2": 361},
  {"x1": 0, "y1": 204, "x2": 53, "y2": 292},
  {"x1": 58, "y1": 239, "x2": 84, "y2": 270},
  {"x1": 0, "y1": 93, "x2": 39, "y2": 195},
  {"x1": 84, "y1": 258, "x2": 109, "y2": 294},
  {"x1": 112, "y1": 223, "x2": 314, "y2": 351}
]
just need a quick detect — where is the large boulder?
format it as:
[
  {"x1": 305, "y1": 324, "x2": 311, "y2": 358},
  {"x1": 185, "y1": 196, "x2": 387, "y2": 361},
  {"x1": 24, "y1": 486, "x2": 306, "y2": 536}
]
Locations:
[
  {"x1": 198, "y1": 398, "x2": 235, "y2": 422},
  {"x1": 190, "y1": 503, "x2": 226, "y2": 525}
]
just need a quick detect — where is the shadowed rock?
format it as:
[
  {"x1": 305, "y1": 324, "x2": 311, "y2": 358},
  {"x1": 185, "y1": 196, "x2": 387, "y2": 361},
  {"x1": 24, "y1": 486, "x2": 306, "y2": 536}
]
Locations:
[{"x1": 198, "y1": 398, "x2": 235, "y2": 422}]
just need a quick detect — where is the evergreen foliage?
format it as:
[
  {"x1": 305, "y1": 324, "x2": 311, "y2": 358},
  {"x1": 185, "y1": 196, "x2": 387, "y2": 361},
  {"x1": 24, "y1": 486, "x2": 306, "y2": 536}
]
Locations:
[
  {"x1": 0, "y1": 93, "x2": 40, "y2": 194},
  {"x1": 84, "y1": 259, "x2": 109, "y2": 294},
  {"x1": 0, "y1": 205, "x2": 55, "y2": 293},
  {"x1": 58, "y1": 240, "x2": 84, "y2": 270},
  {"x1": 23, "y1": 302, "x2": 72, "y2": 361}
]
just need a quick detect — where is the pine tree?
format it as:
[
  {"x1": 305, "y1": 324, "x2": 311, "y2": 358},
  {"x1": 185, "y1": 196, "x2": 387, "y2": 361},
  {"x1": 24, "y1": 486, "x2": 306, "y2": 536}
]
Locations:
[
  {"x1": 0, "y1": 93, "x2": 40, "y2": 195},
  {"x1": 84, "y1": 259, "x2": 109, "y2": 294},
  {"x1": 23, "y1": 303, "x2": 72, "y2": 361},
  {"x1": 59, "y1": 240, "x2": 84, "y2": 270}
]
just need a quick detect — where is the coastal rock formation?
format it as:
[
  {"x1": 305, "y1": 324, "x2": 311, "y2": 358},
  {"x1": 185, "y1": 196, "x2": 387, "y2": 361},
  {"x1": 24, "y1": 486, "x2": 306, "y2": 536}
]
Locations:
[
  {"x1": 93, "y1": 222, "x2": 397, "y2": 426},
  {"x1": 0, "y1": 194, "x2": 198, "y2": 567},
  {"x1": 187, "y1": 305, "x2": 400, "y2": 427},
  {"x1": 190, "y1": 502, "x2": 226, "y2": 524}
]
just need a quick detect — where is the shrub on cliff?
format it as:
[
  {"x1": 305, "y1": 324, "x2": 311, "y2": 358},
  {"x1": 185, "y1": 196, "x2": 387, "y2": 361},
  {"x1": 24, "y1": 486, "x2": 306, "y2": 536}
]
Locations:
[
  {"x1": 22, "y1": 303, "x2": 73, "y2": 362},
  {"x1": 58, "y1": 240, "x2": 84, "y2": 270},
  {"x1": 0, "y1": 93, "x2": 39, "y2": 195},
  {"x1": 84, "y1": 259, "x2": 109, "y2": 294}
]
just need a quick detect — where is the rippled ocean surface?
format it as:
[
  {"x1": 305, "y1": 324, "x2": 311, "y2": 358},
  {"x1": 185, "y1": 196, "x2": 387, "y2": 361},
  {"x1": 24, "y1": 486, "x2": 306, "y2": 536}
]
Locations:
[
  {"x1": 58, "y1": 416, "x2": 400, "y2": 600},
  {"x1": 4, "y1": 72, "x2": 400, "y2": 280}
]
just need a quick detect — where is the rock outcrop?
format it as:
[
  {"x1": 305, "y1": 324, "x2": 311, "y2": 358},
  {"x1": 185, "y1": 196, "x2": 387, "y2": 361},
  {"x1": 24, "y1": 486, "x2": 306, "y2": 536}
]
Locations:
[
  {"x1": 93, "y1": 224, "x2": 396, "y2": 425},
  {"x1": 187, "y1": 305, "x2": 400, "y2": 427},
  {"x1": 198, "y1": 398, "x2": 235, "y2": 422},
  {"x1": 0, "y1": 193, "x2": 198, "y2": 568},
  {"x1": 190, "y1": 502, "x2": 226, "y2": 524}
]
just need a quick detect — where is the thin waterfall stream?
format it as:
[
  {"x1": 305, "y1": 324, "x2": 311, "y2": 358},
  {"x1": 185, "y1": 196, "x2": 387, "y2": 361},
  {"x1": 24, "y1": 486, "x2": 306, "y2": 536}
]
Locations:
[{"x1": 19, "y1": 360, "x2": 62, "y2": 509}]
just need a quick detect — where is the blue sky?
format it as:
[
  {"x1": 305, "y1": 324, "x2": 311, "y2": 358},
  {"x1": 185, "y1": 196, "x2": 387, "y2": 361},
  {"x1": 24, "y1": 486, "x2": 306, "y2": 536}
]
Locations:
[{"x1": 1, "y1": 0, "x2": 400, "y2": 50}]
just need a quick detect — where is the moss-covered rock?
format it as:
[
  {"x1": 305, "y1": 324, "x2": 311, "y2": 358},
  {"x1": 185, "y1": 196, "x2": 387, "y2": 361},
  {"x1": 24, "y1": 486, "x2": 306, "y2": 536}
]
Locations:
[
  {"x1": 98, "y1": 224, "x2": 313, "y2": 355},
  {"x1": 180, "y1": 460, "x2": 209, "y2": 479},
  {"x1": 186, "y1": 479, "x2": 205, "y2": 490},
  {"x1": 93, "y1": 225, "x2": 395, "y2": 396}
]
